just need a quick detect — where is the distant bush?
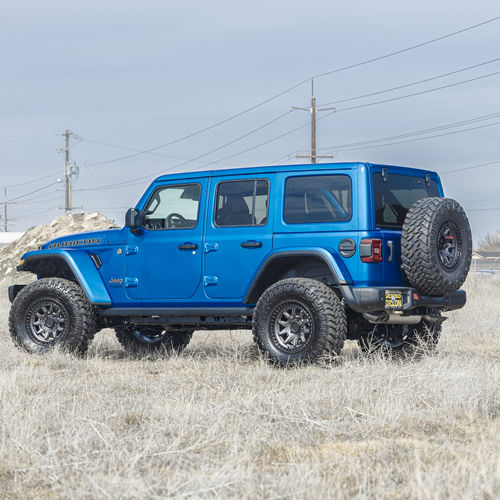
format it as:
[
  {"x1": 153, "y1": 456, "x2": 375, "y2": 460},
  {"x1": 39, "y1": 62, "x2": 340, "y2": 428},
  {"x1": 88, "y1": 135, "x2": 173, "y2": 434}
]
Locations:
[{"x1": 477, "y1": 231, "x2": 500, "y2": 251}]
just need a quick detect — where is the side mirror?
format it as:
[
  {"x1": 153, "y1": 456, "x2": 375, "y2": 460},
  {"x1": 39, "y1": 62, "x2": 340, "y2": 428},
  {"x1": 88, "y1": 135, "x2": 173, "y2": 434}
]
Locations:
[{"x1": 125, "y1": 208, "x2": 139, "y2": 228}]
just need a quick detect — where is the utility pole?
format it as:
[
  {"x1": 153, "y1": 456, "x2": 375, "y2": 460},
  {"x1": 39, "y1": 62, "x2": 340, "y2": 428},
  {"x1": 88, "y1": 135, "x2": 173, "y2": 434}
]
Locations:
[
  {"x1": 1, "y1": 187, "x2": 12, "y2": 232},
  {"x1": 64, "y1": 129, "x2": 72, "y2": 213},
  {"x1": 58, "y1": 130, "x2": 80, "y2": 213},
  {"x1": 3, "y1": 188, "x2": 7, "y2": 232},
  {"x1": 293, "y1": 79, "x2": 335, "y2": 164}
]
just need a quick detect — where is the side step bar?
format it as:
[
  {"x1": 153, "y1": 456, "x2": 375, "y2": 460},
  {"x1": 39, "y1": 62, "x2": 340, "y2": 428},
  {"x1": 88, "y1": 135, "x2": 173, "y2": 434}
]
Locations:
[{"x1": 99, "y1": 307, "x2": 255, "y2": 317}]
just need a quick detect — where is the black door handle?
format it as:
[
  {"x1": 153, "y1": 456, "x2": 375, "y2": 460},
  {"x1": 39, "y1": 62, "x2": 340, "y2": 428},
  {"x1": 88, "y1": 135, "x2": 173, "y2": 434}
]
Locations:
[
  {"x1": 178, "y1": 243, "x2": 198, "y2": 250},
  {"x1": 241, "y1": 240, "x2": 262, "y2": 248}
]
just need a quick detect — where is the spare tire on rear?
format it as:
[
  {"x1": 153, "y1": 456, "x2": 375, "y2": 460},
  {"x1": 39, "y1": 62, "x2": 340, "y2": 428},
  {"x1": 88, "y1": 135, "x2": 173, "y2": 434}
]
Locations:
[{"x1": 401, "y1": 197, "x2": 472, "y2": 296}]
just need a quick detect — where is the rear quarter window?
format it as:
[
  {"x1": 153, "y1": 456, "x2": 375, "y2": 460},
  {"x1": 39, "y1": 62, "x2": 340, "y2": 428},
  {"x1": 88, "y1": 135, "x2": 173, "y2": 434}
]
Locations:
[
  {"x1": 373, "y1": 172, "x2": 440, "y2": 228},
  {"x1": 284, "y1": 174, "x2": 352, "y2": 224}
]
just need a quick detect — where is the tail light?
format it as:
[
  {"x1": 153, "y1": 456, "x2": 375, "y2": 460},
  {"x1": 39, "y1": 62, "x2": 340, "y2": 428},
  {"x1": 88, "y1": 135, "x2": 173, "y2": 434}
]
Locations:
[{"x1": 360, "y1": 238, "x2": 383, "y2": 263}]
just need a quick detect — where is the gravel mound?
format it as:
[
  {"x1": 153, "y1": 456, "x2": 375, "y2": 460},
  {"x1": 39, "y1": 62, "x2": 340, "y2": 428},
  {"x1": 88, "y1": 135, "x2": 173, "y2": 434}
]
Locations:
[{"x1": 0, "y1": 212, "x2": 117, "y2": 286}]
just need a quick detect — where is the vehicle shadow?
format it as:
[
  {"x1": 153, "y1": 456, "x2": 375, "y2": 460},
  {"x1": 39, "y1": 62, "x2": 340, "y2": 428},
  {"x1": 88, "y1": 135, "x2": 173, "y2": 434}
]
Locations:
[{"x1": 86, "y1": 337, "x2": 433, "y2": 366}]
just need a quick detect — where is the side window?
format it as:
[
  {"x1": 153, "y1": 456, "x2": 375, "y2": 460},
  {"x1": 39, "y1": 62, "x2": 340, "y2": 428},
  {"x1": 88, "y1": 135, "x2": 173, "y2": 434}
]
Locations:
[
  {"x1": 284, "y1": 175, "x2": 352, "y2": 224},
  {"x1": 215, "y1": 179, "x2": 269, "y2": 227},
  {"x1": 143, "y1": 183, "x2": 201, "y2": 230}
]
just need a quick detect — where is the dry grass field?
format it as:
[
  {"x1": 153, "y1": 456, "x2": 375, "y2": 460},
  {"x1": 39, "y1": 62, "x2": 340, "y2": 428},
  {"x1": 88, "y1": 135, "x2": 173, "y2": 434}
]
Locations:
[{"x1": 0, "y1": 276, "x2": 498, "y2": 499}]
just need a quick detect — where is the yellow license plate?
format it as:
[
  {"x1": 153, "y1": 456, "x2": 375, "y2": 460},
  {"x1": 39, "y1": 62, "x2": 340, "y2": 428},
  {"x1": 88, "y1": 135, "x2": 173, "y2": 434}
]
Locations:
[{"x1": 385, "y1": 290, "x2": 403, "y2": 309}]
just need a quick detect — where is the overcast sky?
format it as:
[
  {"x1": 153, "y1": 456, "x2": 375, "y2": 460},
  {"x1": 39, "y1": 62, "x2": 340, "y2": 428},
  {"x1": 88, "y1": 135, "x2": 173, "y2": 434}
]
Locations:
[{"x1": 0, "y1": 0, "x2": 499, "y2": 241}]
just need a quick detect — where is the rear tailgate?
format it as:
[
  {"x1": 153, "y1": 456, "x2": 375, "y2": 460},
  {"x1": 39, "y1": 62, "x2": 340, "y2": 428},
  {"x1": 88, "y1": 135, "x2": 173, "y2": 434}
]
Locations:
[{"x1": 371, "y1": 166, "x2": 442, "y2": 287}]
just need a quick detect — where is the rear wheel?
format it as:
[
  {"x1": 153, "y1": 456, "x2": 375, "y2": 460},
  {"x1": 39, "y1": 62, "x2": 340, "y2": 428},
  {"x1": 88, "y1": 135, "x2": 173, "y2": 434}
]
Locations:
[
  {"x1": 252, "y1": 278, "x2": 346, "y2": 366},
  {"x1": 115, "y1": 326, "x2": 193, "y2": 357},
  {"x1": 358, "y1": 317, "x2": 442, "y2": 356}
]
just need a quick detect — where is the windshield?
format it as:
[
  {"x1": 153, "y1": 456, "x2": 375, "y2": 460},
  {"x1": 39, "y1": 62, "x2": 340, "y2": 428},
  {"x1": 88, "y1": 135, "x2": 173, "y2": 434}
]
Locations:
[{"x1": 373, "y1": 172, "x2": 439, "y2": 229}]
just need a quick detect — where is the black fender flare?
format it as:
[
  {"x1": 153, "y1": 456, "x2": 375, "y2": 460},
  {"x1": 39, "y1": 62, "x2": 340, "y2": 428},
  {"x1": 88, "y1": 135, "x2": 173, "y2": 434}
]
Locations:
[
  {"x1": 244, "y1": 250, "x2": 350, "y2": 304},
  {"x1": 17, "y1": 251, "x2": 111, "y2": 305}
]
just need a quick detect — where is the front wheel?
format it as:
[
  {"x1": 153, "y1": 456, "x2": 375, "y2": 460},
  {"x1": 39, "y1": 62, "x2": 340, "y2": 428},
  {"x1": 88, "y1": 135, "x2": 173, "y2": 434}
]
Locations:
[
  {"x1": 358, "y1": 317, "x2": 442, "y2": 356},
  {"x1": 115, "y1": 326, "x2": 193, "y2": 357},
  {"x1": 9, "y1": 278, "x2": 97, "y2": 355},
  {"x1": 252, "y1": 278, "x2": 346, "y2": 366}
]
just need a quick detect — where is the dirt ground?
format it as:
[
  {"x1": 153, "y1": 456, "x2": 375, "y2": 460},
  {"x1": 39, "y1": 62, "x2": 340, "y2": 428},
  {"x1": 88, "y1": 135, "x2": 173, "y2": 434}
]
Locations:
[{"x1": 0, "y1": 276, "x2": 498, "y2": 499}]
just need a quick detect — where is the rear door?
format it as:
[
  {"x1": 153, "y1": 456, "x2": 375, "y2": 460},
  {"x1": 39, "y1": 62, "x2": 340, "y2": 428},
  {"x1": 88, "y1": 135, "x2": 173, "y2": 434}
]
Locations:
[
  {"x1": 371, "y1": 168, "x2": 441, "y2": 285},
  {"x1": 203, "y1": 175, "x2": 273, "y2": 299}
]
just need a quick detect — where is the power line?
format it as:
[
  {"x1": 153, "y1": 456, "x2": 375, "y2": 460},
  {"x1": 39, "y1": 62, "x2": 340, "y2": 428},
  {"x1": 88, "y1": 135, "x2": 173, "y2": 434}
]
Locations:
[
  {"x1": 319, "y1": 56, "x2": 500, "y2": 106},
  {"x1": 82, "y1": 15, "x2": 500, "y2": 168},
  {"x1": 329, "y1": 119, "x2": 500, "y2": 153},
  {"x1": 441, "y1": 160, "x2": 500, "y2": 175},
  {"x1": 84, "y1": 92, "x2": 308, "y2": 168},
  {"x1": 14, "y1": 193, "x2": 61, "y2": 205},
  {"x1": 13, "y1": 208, "x2": 60, "y2": 221},
  {"x1": 319, "y1": 111, "x2": 500, "y2": 151},
  {"x1": 0, "y1": 134, "x2": 55, "y2": 144},
  {"x1": 81, "y1": 107, "x2": 500, "y2": 192},
  {"x1": 232, "y1": 72, "x2": 500, "y2": 169},
  {"x1": 82, "y1": 138, "x2": 231, "y2": 166},
  {"x1": 83, "y1": 109, "x2": 292, "y2": 177},
  {"x1": 78, "y1": 110, "x2": 302, "y2": 191},
  {"x1": 184, "y1": 74, "x2": 500, "y2": 169},
  {"x1": 125, "y1": 119, "x2": 311, "y2": 188},
  {"x1": 311, "y1": 16, "x2": 500, "y2": 80},
  {"x1": 4, "y1": 170, "x2": 60, "y2": 189},
  {"x1": 270, "y1": 152, "x2": 295, "y2": 165},
  {"x1": 332, "y1": 69, "x2": 500, "y2": 114},
  {"x1": 8, "y1": 182, "x2": 60, "y2": 203}
]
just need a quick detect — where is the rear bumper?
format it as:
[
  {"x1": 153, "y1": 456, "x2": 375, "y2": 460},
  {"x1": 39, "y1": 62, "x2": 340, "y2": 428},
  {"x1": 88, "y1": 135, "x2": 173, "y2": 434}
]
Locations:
[{"x1": 341, "y1": 285, "x2": 466, "y2": 313}]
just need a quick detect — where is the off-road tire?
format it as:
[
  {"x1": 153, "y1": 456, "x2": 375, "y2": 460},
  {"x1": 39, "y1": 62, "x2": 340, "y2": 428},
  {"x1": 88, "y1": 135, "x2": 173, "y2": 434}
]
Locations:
[
  {"x1": 9, "y1": 278, "x2": 97, "y2": 355},
  {"x1": 115, "y1": 327, "x2": 193, "y2": 358},
  {"x1": 252, "y1": 278, "x2": 346, "y2": 366},
  {"x1": 401, "y1": 197, "x2": 472, "y2": 296},
  {"x1": 358, "y1": 316, "x2": 442, "y2": 356}
]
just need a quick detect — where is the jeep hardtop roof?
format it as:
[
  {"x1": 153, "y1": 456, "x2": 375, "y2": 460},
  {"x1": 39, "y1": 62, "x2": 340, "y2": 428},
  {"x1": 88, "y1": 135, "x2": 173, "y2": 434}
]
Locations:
[{"x1": 152, "y1": 162, "x2": 439, "y2": 183}]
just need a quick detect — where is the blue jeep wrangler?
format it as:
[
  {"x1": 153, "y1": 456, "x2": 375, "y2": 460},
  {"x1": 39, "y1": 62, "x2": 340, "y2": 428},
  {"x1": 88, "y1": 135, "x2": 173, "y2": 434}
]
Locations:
[{"x1": 8, "y1": 162, "x2": 472, "y2": 364}]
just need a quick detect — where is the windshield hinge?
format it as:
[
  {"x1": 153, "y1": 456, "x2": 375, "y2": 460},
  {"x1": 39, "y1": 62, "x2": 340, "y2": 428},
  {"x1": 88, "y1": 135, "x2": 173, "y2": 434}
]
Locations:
[
  {"x1": 381, "y1": 167, "x2": 387, "y2": 182},
  {"x1": 425, "y1": 173, "x2": 431, "y2": 187}
]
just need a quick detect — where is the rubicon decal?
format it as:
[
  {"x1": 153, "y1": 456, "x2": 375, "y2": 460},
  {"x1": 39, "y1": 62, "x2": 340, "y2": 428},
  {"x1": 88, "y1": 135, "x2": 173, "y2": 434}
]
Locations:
[{"x1": 48, "y1": 237, "x2": 101, "y2": 249}]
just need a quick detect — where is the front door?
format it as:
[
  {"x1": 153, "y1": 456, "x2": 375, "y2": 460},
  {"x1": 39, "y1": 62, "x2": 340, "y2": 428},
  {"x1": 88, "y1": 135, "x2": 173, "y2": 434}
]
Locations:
[
  {"x1": 204, "y1": 176, "x2": 273, "y2": 299},
  {"x1": 125, "y1": 179, "x2": 207, "y2": 302}
]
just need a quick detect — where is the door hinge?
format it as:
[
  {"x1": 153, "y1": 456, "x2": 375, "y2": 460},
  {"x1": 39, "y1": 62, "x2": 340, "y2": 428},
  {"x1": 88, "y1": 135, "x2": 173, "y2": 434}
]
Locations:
[
  {"x1": 204, "y1": 242, "x2": 218, "y2": 254},
  {"x1": 124, "y1": 277, "x2": 139, "y2": 288},
  {"x1": 203, "y1": 275, "x2": 218, "y2": 286},
  {"x1": 125, "y1": 246, "x2": 138, "y2": 256}
]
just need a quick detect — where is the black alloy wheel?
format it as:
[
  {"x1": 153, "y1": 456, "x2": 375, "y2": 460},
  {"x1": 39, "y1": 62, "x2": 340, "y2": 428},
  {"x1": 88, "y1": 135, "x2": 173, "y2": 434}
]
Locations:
[
  {"x1": 437, "y1": 220, "x2": 462, "y2": 271},
  {"x1": 271, "y1": 300, "x2": 315, "y2": 353},
  {"x1": 26, "y1": 298, "x2": 69, "y2": 344}
]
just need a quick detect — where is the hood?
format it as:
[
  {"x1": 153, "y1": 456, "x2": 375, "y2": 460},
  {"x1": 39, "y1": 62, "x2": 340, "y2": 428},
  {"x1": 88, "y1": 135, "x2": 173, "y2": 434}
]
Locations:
[{"x1": 41, "y1": 228, "x2": 126, "y2": 250}]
